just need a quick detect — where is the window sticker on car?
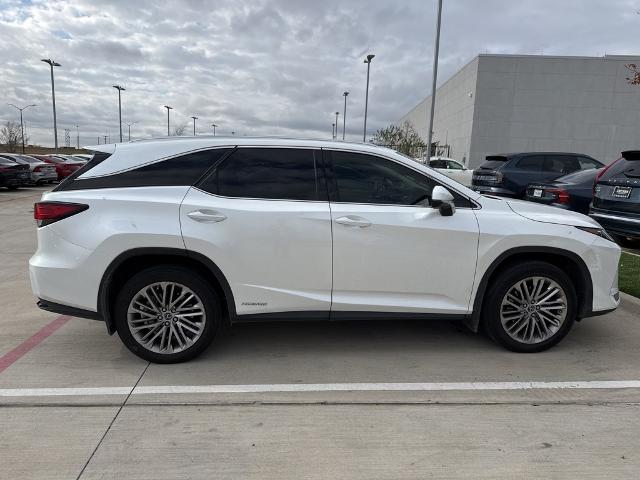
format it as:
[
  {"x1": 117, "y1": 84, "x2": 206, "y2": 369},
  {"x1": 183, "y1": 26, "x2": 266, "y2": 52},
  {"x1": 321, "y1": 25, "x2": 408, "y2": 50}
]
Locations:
[{"x1": 612, "y1": 186, "x2": 632, "y2": 199}]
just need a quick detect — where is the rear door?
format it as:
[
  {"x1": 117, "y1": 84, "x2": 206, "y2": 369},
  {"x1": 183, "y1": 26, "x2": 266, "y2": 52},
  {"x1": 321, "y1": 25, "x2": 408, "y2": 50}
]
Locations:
[
  {"x1": 326, "y1": 149, "x2": 479, "y2": 316},
  {"x1": 180, "y1": 147, "x2": 333, "y2": 318}
]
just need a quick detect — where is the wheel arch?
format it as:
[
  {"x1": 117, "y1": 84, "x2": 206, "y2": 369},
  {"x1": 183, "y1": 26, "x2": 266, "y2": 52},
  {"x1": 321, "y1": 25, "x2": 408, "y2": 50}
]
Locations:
[
  {"x1": 466, "y1": 246, "x2": 593, "y2": 332},
  {"x1": 98, "y1": 247, "x2": 236, "y2": 334}
]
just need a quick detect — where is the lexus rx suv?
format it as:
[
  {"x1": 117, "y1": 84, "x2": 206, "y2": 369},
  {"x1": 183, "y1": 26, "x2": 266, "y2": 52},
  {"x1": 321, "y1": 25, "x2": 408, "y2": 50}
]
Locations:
[
  {"x1": 29, "y1": 138, "x2": 621, "y2": 363},
  {"x1": 472, "y1": 152, "x2": 603, "y2": 198}
]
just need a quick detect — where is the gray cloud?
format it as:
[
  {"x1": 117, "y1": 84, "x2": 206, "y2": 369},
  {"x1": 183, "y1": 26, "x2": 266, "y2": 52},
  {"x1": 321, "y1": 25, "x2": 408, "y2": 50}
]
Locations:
[{"x1": 0, "y1": 0, "x2": 637, "y2": 146}]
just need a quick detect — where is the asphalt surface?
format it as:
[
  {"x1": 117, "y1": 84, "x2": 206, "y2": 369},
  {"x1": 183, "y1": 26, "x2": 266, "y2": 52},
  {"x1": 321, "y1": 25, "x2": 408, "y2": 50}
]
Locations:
[{"x1": 1, "y1": 185, "x2": 639, "y2": 479}]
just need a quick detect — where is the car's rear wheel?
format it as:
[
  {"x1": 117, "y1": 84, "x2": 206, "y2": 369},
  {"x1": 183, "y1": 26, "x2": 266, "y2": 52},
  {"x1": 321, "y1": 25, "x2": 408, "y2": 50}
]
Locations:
[
  {"x1": 483, "y1": 261, "x2": 577, "y2": 352},
  {"x1": 114, "y1": 266, "x2": 220, "y2": 363}
]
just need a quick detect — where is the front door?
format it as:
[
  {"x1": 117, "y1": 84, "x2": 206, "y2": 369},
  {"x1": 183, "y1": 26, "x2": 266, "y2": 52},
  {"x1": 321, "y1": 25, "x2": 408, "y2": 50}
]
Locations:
[{"x1": 326, "y1": 149, "x2": 479, "y2": 316}]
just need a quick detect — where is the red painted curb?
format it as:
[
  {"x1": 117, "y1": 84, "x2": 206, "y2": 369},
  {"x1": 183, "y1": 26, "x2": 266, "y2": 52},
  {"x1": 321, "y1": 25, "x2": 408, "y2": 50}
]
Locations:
[{"x1": 0, "y1": 315, "x2": 72, "y2": 374}]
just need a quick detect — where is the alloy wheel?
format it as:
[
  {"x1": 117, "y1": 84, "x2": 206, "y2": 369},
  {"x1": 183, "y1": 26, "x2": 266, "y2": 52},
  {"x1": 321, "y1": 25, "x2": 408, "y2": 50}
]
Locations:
[
  {"x1": 499, "y1": 276, "x2": 567, "y2": 344},
  {"x1": 127, "y1": 281, "x2": 206, "y2": 353}
]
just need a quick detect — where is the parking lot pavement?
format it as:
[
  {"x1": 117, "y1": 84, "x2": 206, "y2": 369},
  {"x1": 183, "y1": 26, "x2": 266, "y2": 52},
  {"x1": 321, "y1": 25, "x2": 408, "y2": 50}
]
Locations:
[{"x1": 1, "y1": 185, "x2": 640, "y2": 478}]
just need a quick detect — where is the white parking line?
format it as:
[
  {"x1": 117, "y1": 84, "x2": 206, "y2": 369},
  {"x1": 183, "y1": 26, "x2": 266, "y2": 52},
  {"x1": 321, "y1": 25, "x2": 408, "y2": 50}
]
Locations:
[{"x1": 1, "y1": 380, "x2": 640, "y2": 397}]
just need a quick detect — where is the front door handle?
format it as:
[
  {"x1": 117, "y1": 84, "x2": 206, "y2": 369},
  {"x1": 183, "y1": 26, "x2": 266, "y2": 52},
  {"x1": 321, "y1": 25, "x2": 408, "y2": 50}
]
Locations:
[
  {"x1": 187, "y1": 209, "x2": 227, "y2": 223},
  {"x1": 335, "y1": 215, "x2": 371, "y2": 228}
]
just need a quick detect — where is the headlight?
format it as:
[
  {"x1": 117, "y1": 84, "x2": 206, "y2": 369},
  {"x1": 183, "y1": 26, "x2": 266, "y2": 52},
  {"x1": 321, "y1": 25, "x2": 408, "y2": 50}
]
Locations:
[{"x1": 575, "y1": 226, "x2": 615, "y2": 242}]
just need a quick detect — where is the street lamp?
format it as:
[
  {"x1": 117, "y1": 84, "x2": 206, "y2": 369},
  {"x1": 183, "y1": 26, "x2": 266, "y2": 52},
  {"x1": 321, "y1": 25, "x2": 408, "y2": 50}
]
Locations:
[
  {"x1": 112, "y1": 85, "x2": 125, "y2": 142},
  {"x1": 41, "y1": 58, "x2": 61, "y2": 152},
  {"x1": 8, "y1": 103, "x2": 36, "y2": 153},
  {"x1": 363, "y1": 54, "x2": 375, "y2": 142},
  {"x1": 75, "y1": 124, "x2": 79, "y2": 149},
  {"x1": 190, "y1": 116, "x2": 198, "y2": 136},
  {"x1": 211, "y1": 123, "x2": 217, "y2": 136},
  {"x1": 342, "y1": 91, "x2": 349, "y2": 141},
  {"x1": 426, "y1": 0, "x2": 443, "y2": 158},
  {"x1": 125, "y1": 121, "x2": 138, "y2": 141},
  {"x1": 332, "y1": 123, "x2": 335, "y2": 139},
  {"x1": 335, "y1": 111, "x2": 339, "y2": 139},
  {"x1": 163, "y1": 105, "x2": 172, "y2": 136}
]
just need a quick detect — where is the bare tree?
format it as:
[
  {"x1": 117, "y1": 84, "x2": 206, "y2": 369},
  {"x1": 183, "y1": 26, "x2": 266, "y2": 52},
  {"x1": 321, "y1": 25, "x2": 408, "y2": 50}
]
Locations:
[
  {"x1": 172, "y1": 122, "x2": 188, "y2": 136},
  {"x1": 0, "y1": 121, "x2": 25, "y2": 153},
  {"x1": 625, "y1": 64, "x2": 640, "y2": 85},
  {"x1": 371, "y1": 121, "x2": 429, "y2": 159}
]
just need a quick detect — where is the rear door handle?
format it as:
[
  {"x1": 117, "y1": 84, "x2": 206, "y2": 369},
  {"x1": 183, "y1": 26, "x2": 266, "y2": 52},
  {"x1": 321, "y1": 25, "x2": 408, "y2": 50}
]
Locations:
[
  {"x1": 335, "y1": 215, "x2": 371, "y2": 228},
  {"x1": 187, "y1": 209, "x2": 227, "y2": 223}
]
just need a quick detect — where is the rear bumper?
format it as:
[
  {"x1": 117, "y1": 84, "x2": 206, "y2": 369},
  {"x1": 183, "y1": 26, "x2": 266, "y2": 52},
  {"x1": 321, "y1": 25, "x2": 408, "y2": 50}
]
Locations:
[
  {"x1": 590, "y1": 211, "x2": 640, "y2": 239},
  {"x1": 472, "y1": 185, "x2": 517, "y2": 197},
  {"x1": 37, "y1": 298, "x2": 102, "y2": 321}
]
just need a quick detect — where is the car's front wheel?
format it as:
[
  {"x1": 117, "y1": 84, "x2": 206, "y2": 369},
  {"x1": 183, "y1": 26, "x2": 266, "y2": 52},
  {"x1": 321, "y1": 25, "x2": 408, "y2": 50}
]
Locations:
[
  {"x1": 483, "y1": 261, "x2": 577, "y2": 352},
  {"x1": 114, "y1": 266, "x2": 220, "y2": 363}
]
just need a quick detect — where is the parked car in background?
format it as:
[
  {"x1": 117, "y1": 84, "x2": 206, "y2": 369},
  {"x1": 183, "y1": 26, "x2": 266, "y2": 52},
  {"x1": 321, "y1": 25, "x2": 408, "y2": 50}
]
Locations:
[
  {"x1": 0, "y1": 154, "x2": 57, "y2": 185},
  {"x1": 429, "y1": 157, "x2": 473, "y2": 186},
  {"x1": 30, "y1": 137, "x2": 620, "y2": 363},
  {"x1": 32, "y1": 154, "x2": 84, "y2": 180},
  {"x1": 525, "y1": 168, "x2": 602, "y2": 214},
  {"x1": 472, "y1": 152, "x2": 603, "y2": 198},
  {"x1": 72, "y1": 154, "x2": 92, "y2": 162},
  {"x1": 591, "y1": 150, "x2": 640, "y2": 246},
  {"x1": 0, "y1": 156, "x2": 30, "y2": 190}
]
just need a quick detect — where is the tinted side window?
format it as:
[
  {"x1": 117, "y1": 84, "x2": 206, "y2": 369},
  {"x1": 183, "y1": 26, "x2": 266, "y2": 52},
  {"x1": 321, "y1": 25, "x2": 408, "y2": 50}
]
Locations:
[
  {"x1": 544, "y1": 155, "x2": 579, "y2": 174},
  {"x1": 331, "y1": 151, "x2": 471, "y2": 207},
  {"x1": 55, "y1": 149, "x2": 229, "y2": 191},
  {"x1": 430, "y1": 160, "x2": 446, "y2": 169},
  {"x1": 199, "y1": 148, "x2": 323, "y2": 201},
  {"x1": 578, "y1": 156, "x2": 602, "y2": 170},
  {"x1": 516, "y1": 156, "x2": 544, "y2": 171},
  {"x1": 447, "y1": 160, "x2": 463, "y2": 170}
]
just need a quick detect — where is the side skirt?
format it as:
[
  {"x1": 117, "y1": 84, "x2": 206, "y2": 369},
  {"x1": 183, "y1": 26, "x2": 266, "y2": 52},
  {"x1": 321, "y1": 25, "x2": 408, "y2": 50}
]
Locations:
[{"x1": 234, "y1": 311, "x2": 467, "y2": 323}]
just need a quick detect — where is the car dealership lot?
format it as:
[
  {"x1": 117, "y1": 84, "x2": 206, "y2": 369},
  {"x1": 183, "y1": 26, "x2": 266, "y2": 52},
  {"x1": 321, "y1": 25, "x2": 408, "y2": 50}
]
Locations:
[{"x1": 1, "y1": 185, "x2": 640, "y2": 479}]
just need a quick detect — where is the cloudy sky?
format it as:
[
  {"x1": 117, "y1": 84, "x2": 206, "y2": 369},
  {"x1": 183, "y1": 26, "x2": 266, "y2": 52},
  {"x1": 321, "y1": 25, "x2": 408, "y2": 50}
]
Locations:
[{"x1": 0, "y1": 0, "x2": 638, "y2": 147}]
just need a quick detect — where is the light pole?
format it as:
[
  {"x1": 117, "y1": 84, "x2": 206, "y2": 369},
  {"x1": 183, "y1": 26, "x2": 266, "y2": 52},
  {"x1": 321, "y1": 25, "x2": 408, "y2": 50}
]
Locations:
[
  {"x1": 125, "y1": 121, "x2": 138, "y2": 141},
  {"x1": 426, "y1": 0, "x2": 443, "y2": 158},
  {"x1": 335, "y1": 112, "x2": 339, "y2": 139},
  {"x1": 8, "y1": 103, "x2": 36, "y2": 153},
  {"x1": 363, "y1": 54, "x2": 375, "y2": 142},
  {"x1": 342, "y1": 91, "x2": 349, "y2": 140},
  {"x1": 75, "y1": 124, "x2": 79, "y2": 149},
  {"x1": 332, "y1": 123, "x2": 335, "y2": 139},
  {"x1": 190, "y1": 116, "x2": 198, "y2": 136},
  {"x1": 211, "y1": 123, "x2": 217, "y2": 136},
  {"x1": 163, "y1": 105, "x2": 172, "y2": 136},
  {"x1": 41, "y1": 58, "x2": 61, "y2": 152},
  {"x1": 112, "y1": 85, "x2": 125, "y2": 142}
]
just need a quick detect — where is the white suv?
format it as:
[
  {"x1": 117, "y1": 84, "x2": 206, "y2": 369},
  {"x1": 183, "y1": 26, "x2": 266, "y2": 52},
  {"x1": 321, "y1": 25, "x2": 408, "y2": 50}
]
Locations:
[{"x1": 29, "y1": 137, "x2": 621, "y2": 363}]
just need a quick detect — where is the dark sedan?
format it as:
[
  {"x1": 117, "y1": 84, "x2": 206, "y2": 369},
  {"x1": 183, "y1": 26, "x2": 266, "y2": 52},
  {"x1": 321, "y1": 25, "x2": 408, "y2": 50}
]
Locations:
[
  {"x1": 0, "y1": 156, "x2": 30, "y2": 190},
  {"x1": 525, "y1": 168, "x2": 602, "y2": 214}
]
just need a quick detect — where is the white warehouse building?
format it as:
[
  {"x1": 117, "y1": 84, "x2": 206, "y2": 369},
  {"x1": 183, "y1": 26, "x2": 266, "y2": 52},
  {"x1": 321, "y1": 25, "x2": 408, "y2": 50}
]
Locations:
[{"x1": 399, "y1": 54, "x2": 640, "y2": 169}]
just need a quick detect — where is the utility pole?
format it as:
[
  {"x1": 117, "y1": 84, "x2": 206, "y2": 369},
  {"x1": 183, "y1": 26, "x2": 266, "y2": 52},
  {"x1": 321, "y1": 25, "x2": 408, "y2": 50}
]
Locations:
[
  {"x1": 190, "y1": 116, "x2": 198, "y2": 136},
  {"x1": 163, "y1": 105, "x2": 172, "y2": 136},
  {"x1": 125, "y1": 121, "x2": 138, "y2": 141},
  {"x1": 363, "y1": 54, "x2": 375, "y2": 142},
  {"x1": 342, "y1": 91, "x2": 349, "y2": 140},
  {"x1": 41, "y1": 58, "x2": 61, "y2": 152},
  {"x1": 112, "y1": 85, "x2": 125, "y2": 142},
  {"x1": 426, "y1": 0, "x2": 443, "y2": 158},
  {"x1": 8, "y1": 103, "x2": 36, "y2": 154}
]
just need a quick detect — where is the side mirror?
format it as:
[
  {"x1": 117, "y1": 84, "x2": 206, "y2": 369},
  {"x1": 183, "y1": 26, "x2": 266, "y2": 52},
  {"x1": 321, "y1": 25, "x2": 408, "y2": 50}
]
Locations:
[{"x1": 431, "y1": 186, "x2": 456, "y2": 216}]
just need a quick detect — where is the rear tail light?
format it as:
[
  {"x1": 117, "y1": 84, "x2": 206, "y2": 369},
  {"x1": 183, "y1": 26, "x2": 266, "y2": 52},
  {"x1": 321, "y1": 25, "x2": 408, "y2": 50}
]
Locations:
[
  {"x1": 34, "y1": 166, "x2": 42, "y2": 172},
  {"x1": 594, "y1": 158, "x2": 622, "y2": 194},
  {"x1": 34, "y1": 202, "x2": 88, "y2": 227},
  {"x1": 547, "y1": 187, "x2": 570, "y2": 204}
]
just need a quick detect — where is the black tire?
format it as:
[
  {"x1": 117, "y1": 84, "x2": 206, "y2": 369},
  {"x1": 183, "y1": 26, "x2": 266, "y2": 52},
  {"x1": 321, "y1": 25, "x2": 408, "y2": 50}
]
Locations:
[
  {"x1": 114, "y1": 266, "x2": 220, "y2": 363},
  {"x1": 482, "y1": 261, "x2": 577, "y2": 353}
]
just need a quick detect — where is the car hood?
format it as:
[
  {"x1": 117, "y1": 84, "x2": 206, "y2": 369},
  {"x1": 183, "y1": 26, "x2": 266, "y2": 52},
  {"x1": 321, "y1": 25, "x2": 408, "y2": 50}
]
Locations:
[{"x1": 506, "y1": 198, "x2": 600, "y2": 228}]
